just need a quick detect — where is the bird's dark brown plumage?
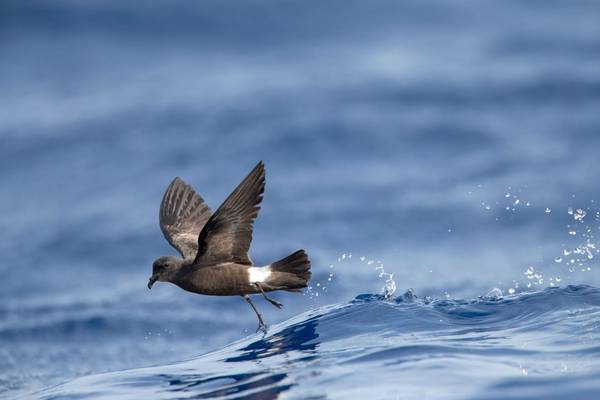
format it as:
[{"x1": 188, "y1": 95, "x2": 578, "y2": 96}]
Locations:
[
  {"x1": 193, "y1": 161, "x2": 265, "y2": 267},
  {"x1": 149, "y1": 161, "x2": 311, "y2": 333},
  {"x1": 159, "y1": 177, "x2": 212, "y2": 260}
]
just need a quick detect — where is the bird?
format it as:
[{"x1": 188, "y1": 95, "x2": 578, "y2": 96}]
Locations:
[{"x1": 148, "y1": 161, "x2": 311, "y2": 333}]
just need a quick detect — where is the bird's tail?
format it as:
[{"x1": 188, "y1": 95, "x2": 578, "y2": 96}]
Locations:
[{"x1": 266, "y1": 249, "x2": 311, "y2": 292}]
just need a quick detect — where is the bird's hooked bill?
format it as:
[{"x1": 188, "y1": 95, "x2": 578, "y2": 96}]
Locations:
[{"x1": 148, "y1": 276, "x2": 158, "y2": 289}]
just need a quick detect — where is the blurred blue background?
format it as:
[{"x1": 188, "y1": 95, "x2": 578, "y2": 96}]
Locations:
[{"x1": 1, "y1": 0, "x2": 600, "y2": 397}]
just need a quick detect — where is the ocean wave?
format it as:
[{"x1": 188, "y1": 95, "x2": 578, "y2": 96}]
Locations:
[{"x1": 34, "y1": 285, "x2": 600, "y2": 399}]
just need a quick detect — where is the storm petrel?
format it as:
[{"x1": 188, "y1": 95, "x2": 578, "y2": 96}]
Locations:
[{"x1": 148, "y1": 162, "x2": 311, "y2": 332}]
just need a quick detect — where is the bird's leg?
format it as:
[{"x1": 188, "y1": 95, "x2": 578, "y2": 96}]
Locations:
[
  {"x1": 243, "y1": 295, "x2": 268, "y2": 333},
  {"x1": 254, "y1": 282, "x2": 283, "y2": 309}
]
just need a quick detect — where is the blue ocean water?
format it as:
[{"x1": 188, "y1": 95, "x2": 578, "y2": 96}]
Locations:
[
  {"x1": 35, "y1": 286, "x2": 600, "y2": 400},
  {"x1": 2, "y1": 0, "x2": 600, "y2": 398}
]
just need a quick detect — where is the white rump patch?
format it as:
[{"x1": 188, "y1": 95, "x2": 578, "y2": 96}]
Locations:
[{"x1": 248, "y1": 266, "x2": 272, "y2": 283}]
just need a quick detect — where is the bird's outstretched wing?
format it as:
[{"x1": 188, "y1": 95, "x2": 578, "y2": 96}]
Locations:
[
  {"x1": 192, "y1": 161, "x2": 265, "y2": 267},
  {"x1": 159, "y1": 177, "x2": 212, "y2": 259}
]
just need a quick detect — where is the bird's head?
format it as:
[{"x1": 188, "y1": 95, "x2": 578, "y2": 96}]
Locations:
[{"x1": 148, "y1": 256, "x2": 184, "y2": 289}]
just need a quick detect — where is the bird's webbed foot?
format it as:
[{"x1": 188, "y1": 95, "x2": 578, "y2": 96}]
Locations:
[
  {"x1": 243, "y1": 295, "x2": 269, "y2": 334},
  {"x1": 256, "y1": 320, "x2": 268, "y2": 334}
]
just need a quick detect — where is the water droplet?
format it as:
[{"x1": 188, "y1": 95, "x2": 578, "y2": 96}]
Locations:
[
  {"x1": 526, "y1": 201, "x2": 531, "y2": 206},
  {"x1": 568, "y1": 230, "x2": 577, "y2": 236},
  {"x1": 525, "y1": 266, "x2": 536, "y2": 279},
  {"x1": 568, "y1": 207, "x2": 574, "y2": 215},
  {"x1": 513, "y1": 199, "x2": 520, "y2": 206},
  {"x1": 508, "y1": 288, "x2": 516, "y2": 294},
  {"x1": 554, "y1": 257, "x2": 563, "y2": 263},
  {"x1": 485, "y1": 204, "x2": 491, "y2": 210},
  {"x1": 505, "y1": 193, "x2": 511, "y2": 198},
  {"x1": 545, "y1": 208, "x2": 552, "y2": 213},
  {"x1": 574, "y1": 209, "x2": 586, "y2": 221},
  {"x1": 526, "y1": 266, "x2": 534, "y2": 274}
]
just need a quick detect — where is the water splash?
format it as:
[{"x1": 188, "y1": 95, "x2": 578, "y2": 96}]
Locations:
[
  {"x1": 472, "y1": 188, "x2": 600, "y2": 291},
  {"x1": 307, "y1": 253, "x2": 397, "y2": 300},
  {"x1": 557, "y1": 205, "x2": 599, "y2": 276},
  {"x1": 366, "y1": 258, "x2": 397, "y2": 299},
  {"x1": 574, "y1": 209, "x2": 587, "y2": 221},
  {"x1": 524, "y1": 266, "x2": 544, "y2": 287},
  {"x1": 482, "y1": 287, "x2": 503, "y2": 301}
]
